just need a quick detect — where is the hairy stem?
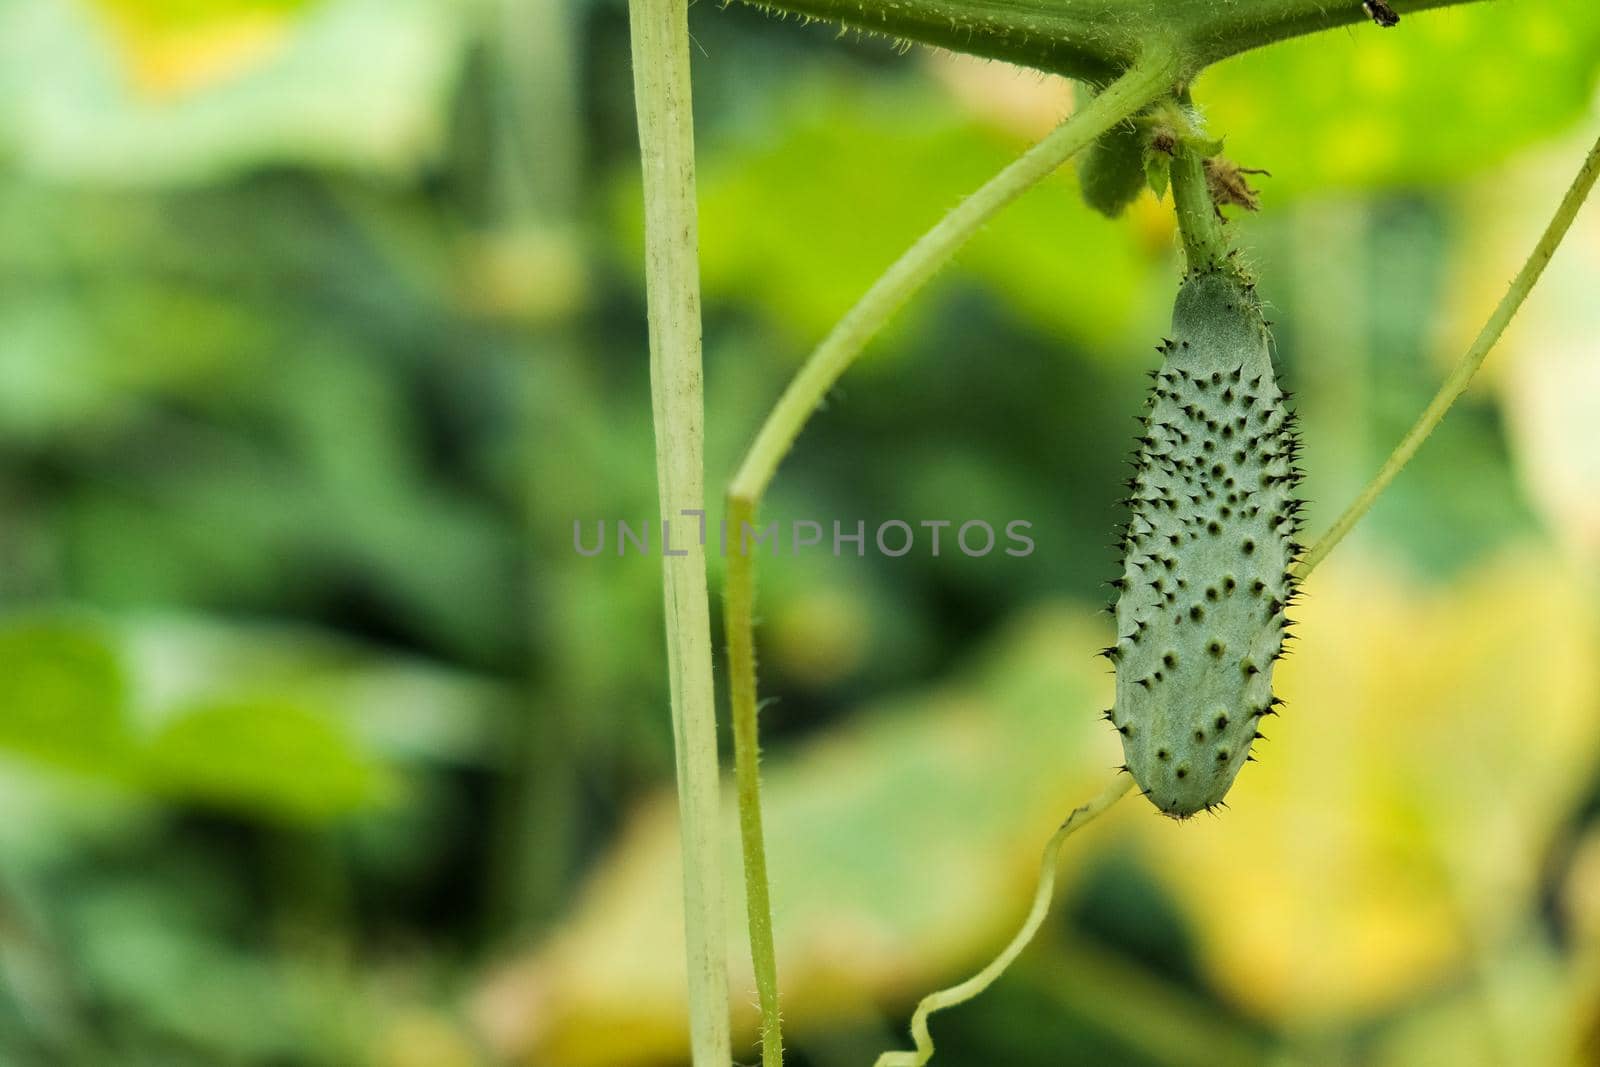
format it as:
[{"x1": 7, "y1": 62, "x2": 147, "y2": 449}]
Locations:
[
  {"x1": 872, "y1": 777, "x2": 1135, "y2": 1067},
  {"x1": 725, "y1": 0, "x2": 1488, "y2": 83},
  {"x1": 724, "y1": 492, "x2": 783, "y2": 1067},
  {"x1": 626, "y1": 0, "x2": 731, "y2": 1060},
  {"x1": 720, "y1": 49, "x2": 1178, "y2": 1065},
  {"x1": 1169, "y1": 135, "x2": 1228, "y2": 272},
  {"x1": 1298, "y1": 130, "x2": 1600, "y2": 577}
]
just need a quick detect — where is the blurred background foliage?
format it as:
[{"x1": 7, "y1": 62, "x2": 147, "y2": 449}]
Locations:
[{"x1": 0, "y1": 0, "x2": 1598, "y2": 1065}]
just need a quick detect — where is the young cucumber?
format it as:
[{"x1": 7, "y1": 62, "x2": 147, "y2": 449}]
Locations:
[{"x1": 1105, "y1": 265, "x2": 1303, "y2": 817}]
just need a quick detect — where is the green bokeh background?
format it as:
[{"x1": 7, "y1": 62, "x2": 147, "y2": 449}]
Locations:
[{"x1": 1, "y1": 0, "x2": 1599, "y2": 1064}]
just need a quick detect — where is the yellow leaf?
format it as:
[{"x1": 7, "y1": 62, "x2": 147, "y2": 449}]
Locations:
[
  {"x1": 476, "y1": 547, "x2": 1599, "y2": 1060},
  {"x1": 88, "y1": 0, "x2": 315, "y2": 97},
  {"x1": 1131, "y1": 547, "x2": 1600, "y2": 1023},
  {"x1": 475, "y1": 606, "x2": 1130, "y2": 1066}
]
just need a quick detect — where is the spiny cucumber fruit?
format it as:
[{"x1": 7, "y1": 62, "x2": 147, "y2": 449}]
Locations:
[{"x1": 1102, "y1": 263, "x2": 1304, "y2": 818}]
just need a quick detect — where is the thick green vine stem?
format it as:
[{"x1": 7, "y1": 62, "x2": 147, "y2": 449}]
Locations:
[
  {"x1": 1298, "y1": 129, "x2": 1600, "y2": 575},
  {"x1": 872, "y1": 777, "x2": 1135, "y2": 1067},
  {"x1": 625, "y1": 0, "x2": 731, "y2": 1060},
  {"x1": 720, "y1": 51, "x2": 1178, "y2": 1066},
  {"x1": 730, "y1": 0, "x2": 1489, "y2": 84}
]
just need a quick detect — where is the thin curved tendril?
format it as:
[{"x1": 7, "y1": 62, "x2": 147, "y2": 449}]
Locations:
[
  {"x1": 872, "y1": 777, "x2": 1135, "y2": 1067},
  {"x1": 1298, "y1": 130, "x2": 1600, "y2": 578},
  {"x1": 721, "y1": 50, "x2": 1179, "y2": 1067}
]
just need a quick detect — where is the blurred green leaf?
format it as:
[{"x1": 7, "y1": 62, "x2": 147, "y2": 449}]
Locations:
[
  {"x1": 72, "y1": 878, "x2": 324, "y2": 1062},
  {"x1": 0, "y1": 616, "x2": 132, "y2": 776},
  {"x1": 0, "y1": 611, "x2": 506, "y2": 823},
  {"x1": 144, "y1": 698, "x2": 392, "y2": 821},
  {"x1": 636, "y1": 77, "x2": 1163, "y2": 353},
  {"x1": 121, "y1": 614, "x2": 513, "y2": 767},
  {"x1": 1197, "y1": 1, "x2": 1600, "y2": 194},
  {"x1": 0, "y1": 0, "x2": 472, "y2": 184},
  {"x1": 0, "y1": 280, "x2": 267, "y2": 442}
]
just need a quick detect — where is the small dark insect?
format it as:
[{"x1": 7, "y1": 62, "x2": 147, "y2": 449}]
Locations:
[{"x1": 1362, "y1": 0, "x2": 1400, "y2": 27}]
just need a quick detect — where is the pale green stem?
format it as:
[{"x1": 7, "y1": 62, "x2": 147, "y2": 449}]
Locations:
[
  {"x1": 872, "y1": 777, "x2": 1135, "y2": 1067},
  {"x1": 626, "y1": 0, "x2": 731, "y2": 1060},
  {"x1": 721, "y1": 50, "x2": 1179, "y2": 1066},
  {"x1": 1297, "y1": 130, "x2": 1600, "y2": 577}
]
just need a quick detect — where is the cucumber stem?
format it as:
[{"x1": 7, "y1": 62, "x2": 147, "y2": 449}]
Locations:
[{"x1": 1170, "y1": 138, "x2": 1229, "y2": 273}]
